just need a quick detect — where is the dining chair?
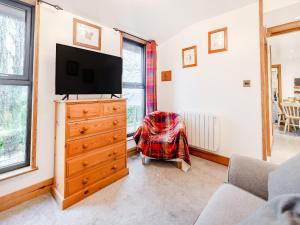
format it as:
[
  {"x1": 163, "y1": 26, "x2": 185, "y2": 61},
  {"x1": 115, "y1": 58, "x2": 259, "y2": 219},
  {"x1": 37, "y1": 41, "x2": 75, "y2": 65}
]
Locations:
[
  {"x1": 282, "y1": 102, "x2": 300, "y2": 133},
  {"x1": 277, "y1": 105, "x2": 285, "y2": 127}
]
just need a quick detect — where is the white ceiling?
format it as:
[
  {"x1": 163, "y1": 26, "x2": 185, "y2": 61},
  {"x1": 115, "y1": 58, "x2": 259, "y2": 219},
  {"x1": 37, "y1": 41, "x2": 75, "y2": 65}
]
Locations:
[
  {"x1": 52, "y1": 0, "x2": 257, "y2": 43},
  {"x1": 264, "y1": 0, "x2": 300, "y2": 13},
  {"x1": 269, "y1": 31, "x2": 300, "y2": 63},
  {"x1": 264, "y1": 2, "x2": 300, "y2": 27}
]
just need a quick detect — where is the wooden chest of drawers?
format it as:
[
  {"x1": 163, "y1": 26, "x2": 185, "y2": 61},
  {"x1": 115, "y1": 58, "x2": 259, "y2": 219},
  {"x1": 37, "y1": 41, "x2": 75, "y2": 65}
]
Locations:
[{"x1": 52, "y1": 99, "x2": 128, "y2": 209}]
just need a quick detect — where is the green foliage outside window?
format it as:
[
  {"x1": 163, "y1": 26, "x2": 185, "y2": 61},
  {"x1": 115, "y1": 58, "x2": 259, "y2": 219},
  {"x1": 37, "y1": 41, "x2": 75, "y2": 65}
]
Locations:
[
  {"x1": 127, "y1": 105, "x2": 144, "y2": 134},
  {"x1": 0, "y1": 86, "x2": 27, "y2": 156}
]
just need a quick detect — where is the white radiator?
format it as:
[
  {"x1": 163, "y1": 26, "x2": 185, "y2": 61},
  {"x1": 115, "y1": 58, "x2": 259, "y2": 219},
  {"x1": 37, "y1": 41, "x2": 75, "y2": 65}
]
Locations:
[{"x1": 182, "y1": 111, "x2": 219, "y2": 152}]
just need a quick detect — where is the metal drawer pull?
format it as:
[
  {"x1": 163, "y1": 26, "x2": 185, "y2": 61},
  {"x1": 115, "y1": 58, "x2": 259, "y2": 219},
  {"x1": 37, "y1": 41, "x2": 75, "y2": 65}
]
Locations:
[
  {"x1": 82, "y1": 161, "x2": 89, "y2": 167},
  {"x1": 113, "y1": 120, "x2": 119, "y2": 125},
  {"x1": 111, "y1": 165, "x2": 117, "y2": 170},
  {"x1": 113, "y1": 106, "x2": 120, "y2": 111},
  {"x1": 82, "y1": 178, "x2": 89, "y2": 185},
  {"x1": 113, "y1": 135, "x2": 118, "y2": 140}
]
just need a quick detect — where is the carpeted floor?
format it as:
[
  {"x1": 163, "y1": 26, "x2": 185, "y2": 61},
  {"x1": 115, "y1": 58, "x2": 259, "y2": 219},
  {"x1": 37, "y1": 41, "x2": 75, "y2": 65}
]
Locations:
[{"x1": 0, "y1": 155, "x2": 227, "y2": 225}]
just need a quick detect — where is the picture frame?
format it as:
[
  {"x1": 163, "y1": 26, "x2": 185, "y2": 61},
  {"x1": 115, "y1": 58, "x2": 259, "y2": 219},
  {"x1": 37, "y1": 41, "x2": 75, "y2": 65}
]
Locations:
[
  {"x1": 182, "y1": 45, "x2": 197, "y2": 68},
  {"x1": 73, "y1": 18, "x2": 101, "y2": 50},
  {"x1": 208, "y1": 27, "x2": 228, "y2": 54}
]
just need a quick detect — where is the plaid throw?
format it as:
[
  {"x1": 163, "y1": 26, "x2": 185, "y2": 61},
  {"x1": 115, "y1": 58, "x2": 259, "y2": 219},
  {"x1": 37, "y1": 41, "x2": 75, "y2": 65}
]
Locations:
[
  {"x1": 146, "y1": 41, "x2": 157, "y2": 114},
  {"x1": 133, "y1": 111, "x2": 191, "y2": 165}
]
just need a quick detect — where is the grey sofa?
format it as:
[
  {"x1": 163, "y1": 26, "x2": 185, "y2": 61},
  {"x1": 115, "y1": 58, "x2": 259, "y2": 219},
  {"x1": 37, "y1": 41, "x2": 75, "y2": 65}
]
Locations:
[{"x1": 194, "y1": 154, "x2": 300, "y2": 225}]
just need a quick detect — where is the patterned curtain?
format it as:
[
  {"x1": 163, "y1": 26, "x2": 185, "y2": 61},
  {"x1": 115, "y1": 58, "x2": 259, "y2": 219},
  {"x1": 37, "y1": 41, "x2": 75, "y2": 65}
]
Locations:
[{"x1": 146, "y1": 40, "x2": 157, "y2": 114}]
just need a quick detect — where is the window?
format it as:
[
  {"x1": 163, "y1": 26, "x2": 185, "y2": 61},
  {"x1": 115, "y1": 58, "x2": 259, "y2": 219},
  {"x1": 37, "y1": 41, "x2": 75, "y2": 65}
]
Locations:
[
  {"x1": 0, "y1": 0, "x2": 34, "y2": 174},
  {"x1": 122, "y1": 38, "x2": 146, "y2": 136}
]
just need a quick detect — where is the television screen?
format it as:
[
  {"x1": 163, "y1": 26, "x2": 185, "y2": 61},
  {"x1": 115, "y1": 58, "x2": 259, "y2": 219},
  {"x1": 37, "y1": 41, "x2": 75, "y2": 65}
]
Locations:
[{"x1": 55, "y1": 44, "x2": 122, "y2": 95}]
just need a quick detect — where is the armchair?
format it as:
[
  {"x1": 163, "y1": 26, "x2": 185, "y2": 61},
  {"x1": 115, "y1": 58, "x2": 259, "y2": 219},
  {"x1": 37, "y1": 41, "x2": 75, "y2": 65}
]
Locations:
[{"x1": 133, "y1": 111, "x2": 191, "y2": 170}]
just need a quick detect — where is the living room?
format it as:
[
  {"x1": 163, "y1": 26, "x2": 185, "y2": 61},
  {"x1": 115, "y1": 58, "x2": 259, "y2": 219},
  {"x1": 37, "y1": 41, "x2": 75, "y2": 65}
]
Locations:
[{"x1": 0, "y1": 0, "x2": 299, "y2": 224}]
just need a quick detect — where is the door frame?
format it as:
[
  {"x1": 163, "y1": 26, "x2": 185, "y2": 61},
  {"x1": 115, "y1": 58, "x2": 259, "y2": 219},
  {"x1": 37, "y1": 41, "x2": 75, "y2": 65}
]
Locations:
[{"x1": 259, "y1": 0, "x2": 300, "y2": 160}]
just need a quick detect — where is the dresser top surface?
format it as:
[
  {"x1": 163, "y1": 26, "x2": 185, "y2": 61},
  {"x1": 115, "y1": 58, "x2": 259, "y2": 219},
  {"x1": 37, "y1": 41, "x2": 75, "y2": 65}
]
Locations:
[{"x1": 54, "y1": 98, "x2": 127, "y2": 104}]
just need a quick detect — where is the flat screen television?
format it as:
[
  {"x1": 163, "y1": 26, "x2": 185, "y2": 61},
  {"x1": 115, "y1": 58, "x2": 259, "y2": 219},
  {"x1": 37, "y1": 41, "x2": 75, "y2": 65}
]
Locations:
[{"x1": 55, "y1": 44, "x2": 122, "y2": 95}]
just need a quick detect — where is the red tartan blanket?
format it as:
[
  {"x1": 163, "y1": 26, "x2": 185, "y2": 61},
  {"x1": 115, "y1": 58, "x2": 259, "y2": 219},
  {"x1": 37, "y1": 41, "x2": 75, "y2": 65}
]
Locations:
[{"x1": 133, "y1": 111, "x2": 191, "y2": 165}]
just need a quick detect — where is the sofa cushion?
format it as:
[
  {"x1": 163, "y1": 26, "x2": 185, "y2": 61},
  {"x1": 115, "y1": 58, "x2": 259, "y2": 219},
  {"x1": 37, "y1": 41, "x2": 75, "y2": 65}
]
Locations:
[
  {"x1": 268, "y1": 154, "x2": 300, "y2": 200},
  {"x1": 194, "y1": 184, "x2": 266, "y2": 225},
  {"x1": 237, "y1": 194, "x2": 300, "y2": 225}
]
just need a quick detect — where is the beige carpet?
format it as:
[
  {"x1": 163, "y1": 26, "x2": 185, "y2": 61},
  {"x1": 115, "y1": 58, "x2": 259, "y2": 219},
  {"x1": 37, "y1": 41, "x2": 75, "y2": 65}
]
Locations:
[{"x1": 0, "y1": 155, "x2": 227, "y2": 225}]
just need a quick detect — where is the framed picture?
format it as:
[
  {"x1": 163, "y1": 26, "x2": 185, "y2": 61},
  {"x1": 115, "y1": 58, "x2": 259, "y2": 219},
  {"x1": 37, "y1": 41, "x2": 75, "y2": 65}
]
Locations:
[
  {"x1": 208, "y1": 27, "x2": 228, "y2": 54},
  {"x1": 182, "y1": 45, "x2": 197, "y2": 68},
  {"x1": 73, "y1": 18, "x2": 101, "y2": 50}
]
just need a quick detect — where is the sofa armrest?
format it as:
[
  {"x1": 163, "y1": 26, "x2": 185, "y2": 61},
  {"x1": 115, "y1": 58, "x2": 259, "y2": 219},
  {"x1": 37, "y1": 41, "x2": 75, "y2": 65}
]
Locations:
[{"x1": 227, "y1": 154, "x2": 277, "y2": 200}]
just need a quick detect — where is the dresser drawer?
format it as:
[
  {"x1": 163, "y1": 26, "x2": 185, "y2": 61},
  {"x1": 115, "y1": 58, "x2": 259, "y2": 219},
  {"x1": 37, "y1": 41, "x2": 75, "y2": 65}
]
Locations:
[
  {"x1": 66, "y1": 143, "x2": 126, "y2": 177},
  {"x1": 103, "y1": 101, "x2": 126, "y2": 116},
  {"x1": 65, "y1": 158, "x2": 126, "y2": 196},
  {"x1": 66, "y1": 103, "x2": 100, "y2": 121},
  {"x1": 66, "y1": 129, "x2": 126, "y2": 158},
  {"x1": 66, "y1": 115, "x2": 126, "y2": 139}
]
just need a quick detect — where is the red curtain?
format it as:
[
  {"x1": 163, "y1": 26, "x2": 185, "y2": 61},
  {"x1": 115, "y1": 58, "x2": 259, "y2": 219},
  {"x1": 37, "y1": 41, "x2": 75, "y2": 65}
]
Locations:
[{"x1": 146, "y1": 40, "x2": 157, "y2": 114}]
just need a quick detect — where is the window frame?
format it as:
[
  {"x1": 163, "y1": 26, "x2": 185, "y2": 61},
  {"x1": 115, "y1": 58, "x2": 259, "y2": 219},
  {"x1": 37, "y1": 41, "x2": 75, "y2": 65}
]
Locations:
[
  {"x1": 122, "y1": 38, "x2": 146, "y2": 137},
  {"x1": 0, "y1": 0, "x2": 35, "y2": 174}
]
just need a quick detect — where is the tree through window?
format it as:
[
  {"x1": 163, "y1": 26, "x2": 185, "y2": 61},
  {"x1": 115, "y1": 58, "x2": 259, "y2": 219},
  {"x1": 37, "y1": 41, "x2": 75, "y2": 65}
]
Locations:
[
  {"x1": 0, "y1": 0, "x2": 34, "y2": 173},
  {"x1": 122, "y1": 38, "x2": 146, "y2": 136}
]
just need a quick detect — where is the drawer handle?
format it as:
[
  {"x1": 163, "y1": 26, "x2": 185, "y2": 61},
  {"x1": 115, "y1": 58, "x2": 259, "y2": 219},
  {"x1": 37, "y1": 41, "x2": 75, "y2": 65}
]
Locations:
[
  {"x1": 80, "y1": 127, "x2": 88, "y2": 134},
  {"x1": 113, "y1": 120, "x2": 119, "y2": 125},
  {"x1": 84, "y1": 190, "x2": 89, "y2": 195},
  {"x1": 113, "y1": 135, "x2": 118, "y2": 140},
  {"x1": 111, "y1": 165, "x2": 118, "y2": 170},
  {"x1": 108, "y1": 152, "x2": 116, "y2": 157},
  {"x1": 112, "y1": 106, "x2": 119, "y2": 111},
  {"x1": 82, "y1": 161, "x2": 89, "y2": 167},
  {"x1": 83, "y1": 109, "x2": 89, "y2": 114},
  {"x1": 113, "y1": 151, "x2": 117, "y2": 155},
  {"x1": 82, "y1": 178, "x2": 89, "y2": 185},
  {"x1": 82, "y1": 144, "x2": 88, "y2": 149}
]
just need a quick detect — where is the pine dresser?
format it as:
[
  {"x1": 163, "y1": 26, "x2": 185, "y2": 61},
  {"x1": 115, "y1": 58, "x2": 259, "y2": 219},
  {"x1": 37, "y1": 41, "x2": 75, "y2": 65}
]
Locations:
[{"x1": 52, "y1": 99, "x2": 128, "y2": 209}]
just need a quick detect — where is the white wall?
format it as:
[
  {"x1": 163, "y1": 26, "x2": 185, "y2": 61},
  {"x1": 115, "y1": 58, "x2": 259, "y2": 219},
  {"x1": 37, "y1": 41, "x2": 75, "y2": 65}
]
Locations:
[
  {"x1": 273, "y1": 59, "x2": 300, "y2": 99},
  {"x1": 0, "y1": 5, "x2": 121, "y2": 197},
  {"x1": 157, "y1": 3, "x2": 263, "y2": 159}
]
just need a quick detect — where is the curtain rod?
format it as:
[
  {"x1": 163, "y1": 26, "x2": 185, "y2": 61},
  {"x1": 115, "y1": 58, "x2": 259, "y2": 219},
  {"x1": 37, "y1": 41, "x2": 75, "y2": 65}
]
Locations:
[
  {"x1": 113, "y1": 28, "x2": 158, "y2": 46},
  {"x1": 37, "y1": 0, "x2": 63, "y2": 10}
]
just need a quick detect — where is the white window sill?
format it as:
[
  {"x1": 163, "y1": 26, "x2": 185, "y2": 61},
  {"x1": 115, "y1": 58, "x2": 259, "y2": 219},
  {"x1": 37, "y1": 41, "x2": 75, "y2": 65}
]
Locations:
[{"x1": 0, "y1": 166, "x2": 38, "y2": 182}]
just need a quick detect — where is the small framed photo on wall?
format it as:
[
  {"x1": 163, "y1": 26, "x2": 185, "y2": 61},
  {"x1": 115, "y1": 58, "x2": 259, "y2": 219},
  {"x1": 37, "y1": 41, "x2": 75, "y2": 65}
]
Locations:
[
  {"x1": 182, "y1": 45, "x2": 197, "y2": 68},
  {"x1": 73, "y1": 18, "x2": 101, "y2": 50},
  {"x1": 208, "y1": 27, "x2": 228, "y2": 54}
]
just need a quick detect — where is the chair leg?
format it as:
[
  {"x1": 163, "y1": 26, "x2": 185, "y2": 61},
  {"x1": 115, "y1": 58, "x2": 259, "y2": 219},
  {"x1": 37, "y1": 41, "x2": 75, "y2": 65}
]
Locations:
[
  {"x1": 290, "y1": 119, "x2": 295, "y2": 131},
  {"x1": 176, "y1": 160, "x2": 182, "y2": 170},
  {"x1": 284, "y1": 118, "x2": 289, "y2": 133},
  {"x1": 142, "y1": 155, "x2": 146, "y2": 165}
]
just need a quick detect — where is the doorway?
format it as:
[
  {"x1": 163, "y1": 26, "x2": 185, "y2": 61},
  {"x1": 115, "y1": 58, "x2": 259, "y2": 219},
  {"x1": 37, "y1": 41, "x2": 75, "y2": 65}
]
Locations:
[
  {"x1": 271, "y1": 65, "x2": 282, "y2": 126},
  {"x1": 262, "y1": 2, "x2": 300, "y2": 164}
]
